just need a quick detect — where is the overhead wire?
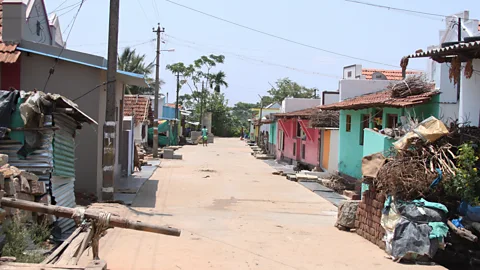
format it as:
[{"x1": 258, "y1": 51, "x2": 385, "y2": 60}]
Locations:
[
  {"x1": 165, "y1": 34, "x2": 341, "y2": 79},
  {"x1": 43, "y1": 0, "x2": 85, "y2": 91},
  {"x1": 136, "y1": 0, "x2": 154, "y2": 26},
  {"x1": 165, "y1": 0, "x2": 399, "y2": 68}
]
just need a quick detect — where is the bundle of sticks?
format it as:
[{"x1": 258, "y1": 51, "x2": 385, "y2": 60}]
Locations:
[
  {"x1": 389, "y1": 75, "x2": 432, "y2": 98},
  {"x1": 375, "y1": 139, "x2": 457, "y2": 200}
]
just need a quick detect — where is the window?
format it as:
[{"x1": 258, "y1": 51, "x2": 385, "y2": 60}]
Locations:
[
  {"x1": 301, "y1": 144, "x2": 306, "y2": 159},
  {"x1": 293, "y1": 142, "x2": 296, "y2": 156},
  {"x1": 346, "y1": 115, "x2": 352, "y2": 132},
  {"x1": 373, "y1": 109, "x2": 383, "y2": 130},
  {"x1": 360, "y1": 114, "x2": 369, "y2": 145},
  {"x1": 347, "y1": 71, "x2": 352, "y2": 78},
  {"x1": 387, "y1": 114, "x2": 398, "y2": 128},
  {"x1": 36, "y1": 21, "x2": 41, "y2": 36},
  {"x1": 296, "y1": 121, "x2": 301, "y2": 137}
]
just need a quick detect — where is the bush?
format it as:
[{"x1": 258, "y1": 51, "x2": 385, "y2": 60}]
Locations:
[{"x1": 2, "y1": 218, "x2": 50, "y2": 263}]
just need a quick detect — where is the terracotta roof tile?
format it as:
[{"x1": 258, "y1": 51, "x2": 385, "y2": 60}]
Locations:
[
  {"x1": 0, "y1": 1, "x2": 21, "y2": 63},
  {"x1": 123, "y1": 95, "x2": 151, "y2": 124},
  {"x1": 362, "y1": 69, "x2": 422, "y2": 80},
  {"x1": 320, "y1": 90, "x2": 439, "y2": 111}
]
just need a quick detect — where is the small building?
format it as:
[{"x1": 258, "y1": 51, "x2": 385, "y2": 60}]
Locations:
[
  {"x1": 123, "y1": 95, "x2": 153, "y2": 145},
  {"x1": 320, "y1": 88, "x2": 440, "y2": 179},
  {"x1": 310, "y1": 110, "x2": 340, "y2": 174},
  {"x1": 274, "y1": 107, "x2": 323, "y2": 168},
  {"x1": 402, "y1": 11, "x2": 480, "y2": 126},
  {"x1": 250, "y1": 103, "x2": 281, "y2": 142},
  {"x1": 0, "y1": 0, "x2": 149, "y2": 199}
]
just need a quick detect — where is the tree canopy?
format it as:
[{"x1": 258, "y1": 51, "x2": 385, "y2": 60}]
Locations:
[
  {"x1": 267, "y1": 78, "x2": 315, "y2": 103},
  {"x1": 117, "y1": 47, "x2": 164, "y2": 95}
]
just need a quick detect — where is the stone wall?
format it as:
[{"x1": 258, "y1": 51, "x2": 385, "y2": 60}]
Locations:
[{"x1": 355, "y1": 188, "x2": 386, "y2": 250}]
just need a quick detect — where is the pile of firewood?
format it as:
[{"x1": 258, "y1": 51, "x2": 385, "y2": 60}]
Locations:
[
  {"x1": 355, "y1": 189, "x2": 386, "y2": 250},
  {"x1": 389, "y1": 75, "x2": 432, "y2": 98}
]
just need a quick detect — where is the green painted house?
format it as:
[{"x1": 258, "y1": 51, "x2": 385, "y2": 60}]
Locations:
[{"x1": 321, "y1": 89, "x2": 440, "y2": 180}]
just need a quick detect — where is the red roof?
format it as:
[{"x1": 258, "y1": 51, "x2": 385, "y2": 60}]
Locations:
[
  {"x1": 362, "y1": 69, "x2": 421, "y2": 81},
  {"x1": 123, "y1": 95, "x2": 151, "y2": 124},
  {"x1": 320, "y1": 90, "x2": 439, "y2": 111},
  {"x1": 274, "y1": 107, "x2": 319, "y2": 119},
  {"x1": 0, "y1": 1, "x2": 20, "y2": 63}
]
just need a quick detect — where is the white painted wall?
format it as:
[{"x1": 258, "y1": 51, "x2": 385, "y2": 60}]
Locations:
[
  {"x1": 328, "y1": 129, "x2": 339, "y2": 173},
  {"x1": 339, "y1": 79, "x2": 393, "y2": 101},
  {"x1": 459, "y1": 59, "x2": 480, "y2": 126},
  {"x1": 322, "y1": 91, "x2": 340, "y2": 105},
  {"x1": 280, "y1": 98, "x2": 321, "y2": 113},
  {"x1": 343, "y1": 64, "x2": 364, "y2": 79},
  {"x1": 133, "y1": 124, "x2": 143, "y2": 144}
]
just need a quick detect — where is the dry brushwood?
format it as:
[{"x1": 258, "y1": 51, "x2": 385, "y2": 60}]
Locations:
[
  {"x1": 465, "y1": 60, "x2": 473, "y2": 79},
  {"x1": 449, "y1": 57, "x2": 461, "y2": 85},
  {"x1": 310, "y1": 110, "x2": 339, "y2": 128},
  {"x1": 389, "y1": 75, "x2": 432, "y2": 98},
  {"x1": 375, "y1": 139, "x2": 457, "y2": 200}
]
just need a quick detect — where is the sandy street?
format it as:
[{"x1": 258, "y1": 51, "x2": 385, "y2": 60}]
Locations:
[{"x1": 84, "y1": 138, "x2": 444, "y2": 270}]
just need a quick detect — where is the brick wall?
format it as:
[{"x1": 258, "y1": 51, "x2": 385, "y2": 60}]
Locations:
[{"x1": 355, "y1": 189, "x2": 386, "y2": 250}]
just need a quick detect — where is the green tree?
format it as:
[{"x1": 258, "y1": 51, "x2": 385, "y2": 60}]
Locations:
[
  {"x1": 267, "y1": 78, "x2": 315, "y2": 103},
  {"x1": 208, "y1": 71, "x2": 229, "y2": 93},
  {"x1": 117, "y1": 47, "x2": 164, "y2": 94}
]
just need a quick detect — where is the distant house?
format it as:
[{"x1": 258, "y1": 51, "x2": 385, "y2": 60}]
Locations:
[
  {"x1": 343, "y1": 64, "x2": 421, "y2": 80},
  {"x1": 402, "y1": 11, "x2": 480, "y2": 126},
  {"x1": 320, "y1": 88, "x2": 439, "y2": 179},
  {"x1": 250, "y1": 103, "x2": 281, "y2": 142},
  {"x1": 123, "y1": 95, "x2": 152, "y2": 144},
  {"x1": 0, "y1": 0, "x2": 148, "y2": 199}
]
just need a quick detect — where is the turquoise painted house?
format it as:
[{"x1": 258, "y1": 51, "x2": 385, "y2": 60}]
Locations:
[{"x1": 320, "y1": 89, "x2": 440, "y2": 180}]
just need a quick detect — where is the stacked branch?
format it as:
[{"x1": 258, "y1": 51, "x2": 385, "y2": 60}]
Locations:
[
  {"x1": 310, "y1": 110, "x2": 340, "y2": 128},
  {"x1": 375, "y1": 139, "x2": 456, "y2": 200},
  {"x1": 389, "y1": 75, "x2": 432, "y2": 98}
]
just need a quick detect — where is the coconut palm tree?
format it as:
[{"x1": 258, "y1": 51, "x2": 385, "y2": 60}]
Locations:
[
  {"x1": 118, "y1": 47, "x2": 163, "y2": 94},
  {"x1": 209, "y1": 71, "x2": 228, "y2": 93}
]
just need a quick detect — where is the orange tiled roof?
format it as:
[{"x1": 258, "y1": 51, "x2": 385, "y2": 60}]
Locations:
[
  {"x1": 165, "y1": 103, "x2": 182, "y2": 109},
  {"x1": 362, "y1": 69, "x2": 421, "y2": 81},
  {"x1": 0, "y1": 1, "x2": 20, "y2": 63},
  {"x1": 320, "y1": 90, "x2": 439, "y2": 111},
  {"x1": 123, "y1": 95, "x2": 151, "y2": 124}
]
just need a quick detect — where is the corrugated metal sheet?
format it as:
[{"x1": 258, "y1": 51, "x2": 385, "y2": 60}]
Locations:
[
  {"x1": 406, "y1": 41, "x2": 480, "y2": 59},
  {"x1": 51, "y1": 113, "x2": 78, "y2": 234}
]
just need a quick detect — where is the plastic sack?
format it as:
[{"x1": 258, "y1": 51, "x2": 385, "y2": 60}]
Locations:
[
  {"x1": 467, "y1": 204, "x2": 480, "y2": 222},
  {"x1": 394, "y1": 116, "x2": 448, "y2": 150},
  {"x1": 381, "y1": 197, "x2": 402, "y2": 255}
]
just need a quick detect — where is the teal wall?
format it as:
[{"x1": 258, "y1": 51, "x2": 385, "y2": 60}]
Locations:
[
  {"x1": 338, "y1": 109, "x2": 371, "y2": 179},
  {"x1": 363, "y1": 128, "x2": 396, "y2": 157},
  {"x1": 269, "y1": 122, "x2": 277, "y2": 144},
  {"x1": 338, "y1": 97, "x2": 439, "y2": 180}
]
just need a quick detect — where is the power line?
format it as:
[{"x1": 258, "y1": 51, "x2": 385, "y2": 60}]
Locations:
[
  {"x1": 152, "y1": 0, "x2": 160, "y2": 20},
  {"x1": 136, "y1": 0, "x2": 154, "y2": 25},
  {"x1": 165, "y1": 0, "x2": 398, "y2": 68},
  {"x1": 344, "y1": 0, "x2": 446, "y2": 18},
  {"x1": 43, "y1": 0, "x2": 85, "y2": 91},
  {"x1": 72, "y1": 81, "x2": 112, "y2": 102},
  {"x1": 165, "y1": 35, "x2": 341, "y2": 79}
]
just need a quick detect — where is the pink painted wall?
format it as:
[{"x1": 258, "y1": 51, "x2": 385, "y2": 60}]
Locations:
[{"x1": 277, "y1": 118, "x2": 320, "y2": 167}]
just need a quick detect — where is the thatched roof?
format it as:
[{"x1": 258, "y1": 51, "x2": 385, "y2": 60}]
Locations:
[{"x1": 310, "y1": 110, "x2": 339, "y2": 128}]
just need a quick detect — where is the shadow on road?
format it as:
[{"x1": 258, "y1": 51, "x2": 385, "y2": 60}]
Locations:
[{"x1": 131, "y1": 179, "x2": 159, "y2": 208}]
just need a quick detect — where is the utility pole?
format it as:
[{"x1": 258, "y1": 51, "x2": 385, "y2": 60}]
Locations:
[
  {"x1": 199, "y1": 81, "x2": 205, "y2": 126},
  {"x1": 456, "y1": 17, "x2": 462, "y2": 101},
  {"x1": 175, "y1": 72, "x2": 180, "y2": 143},
  {"x1": 152, "y1": 24, "x2": 165, "y2": 158},
  {"x1": 102, "y1": 0, "x2": 120, "y2": 201},
  {"x1": 313, "y1": 88, "x2": 317, "y2": 99}
]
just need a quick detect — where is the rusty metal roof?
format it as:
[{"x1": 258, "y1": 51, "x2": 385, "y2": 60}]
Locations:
[
  {"x1": 405, "y1": 41, "x2": 480, "y2": 59},
  {"x1": 320, "y1": 90, "x2": 439, "y2": 111}
]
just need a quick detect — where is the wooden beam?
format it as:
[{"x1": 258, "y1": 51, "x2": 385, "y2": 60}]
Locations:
[
  {"x1": 298, "y1": 119, "x2": 313, "y2": 141},
  {"x1": 277, "y1": 119, "x2": 291, "y2": 138},
  {"x1": 1, "y1": 198, "x2": 181, "y2": 236}
]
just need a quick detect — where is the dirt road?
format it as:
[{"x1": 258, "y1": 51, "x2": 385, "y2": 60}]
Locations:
[{"x1": 86, "y1": 138, "x2": 444, "y2": 270}]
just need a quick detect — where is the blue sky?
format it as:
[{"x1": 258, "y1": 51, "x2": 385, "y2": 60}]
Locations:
[{"x1": 44, "y1": 0, "x2": 479, "y2": 105}]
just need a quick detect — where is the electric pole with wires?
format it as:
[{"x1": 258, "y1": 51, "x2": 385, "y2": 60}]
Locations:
[
  {"x1": 152, "y1": 24, "x2": 165, "y2": 158},
  {"x1": 102, "y1": 0, "x2": 120, "y2": 201}
]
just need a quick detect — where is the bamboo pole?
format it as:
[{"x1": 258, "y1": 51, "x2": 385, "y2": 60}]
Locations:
[{"x1": 1, "y1": 198, "x2": 181, "y2": 236}]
